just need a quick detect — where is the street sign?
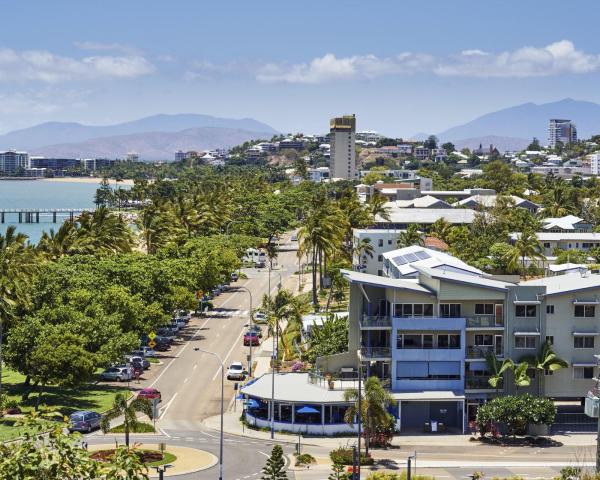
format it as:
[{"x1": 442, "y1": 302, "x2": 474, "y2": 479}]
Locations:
[
  {"x1": 148, "y1": 340, "x2": 156, "y2": 348},
  {"x1": 148, "y1": 332, "x2": 156, "y2": 340}
]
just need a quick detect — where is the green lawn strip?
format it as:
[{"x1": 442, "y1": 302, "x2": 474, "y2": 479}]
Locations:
[
  {"x1": 109, "y1": 422, "x2": 155, "y2": 433},
  {"x1": 147, "y1": 358, "x2": 160, "y2": 364},
  {"x1": 146, "y1": 451, "x2": 177, "y2": 468}
]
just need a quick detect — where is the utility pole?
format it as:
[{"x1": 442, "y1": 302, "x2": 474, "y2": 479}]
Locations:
[{"x1": 357, "y1": 357, "x2": 362, "y2": 480}]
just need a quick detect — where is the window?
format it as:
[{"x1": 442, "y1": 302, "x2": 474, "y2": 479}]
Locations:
[
  {"x1": 475, "y1": 304, "x2": 494, "y2": 315},
  {"x1": 546, "y1": 335, "x2": 554, "y2": 345},
  {"x1": 544, "y1": 367, "x2": 553, "y2": 376},
  {"x1": 440, "y1": 304, "x2": 461, "y2": 318},
  {"x1": 378, "y1": 254, "x2": 383, "y2": 261},
  {"x1": 378, "y1": 239, "x2": 383, "y2": 247},
  {"x1": 474, "y1": 334, "x2": 493, "y2": 346},
  {"x1": 394, "y1": 303, "x2": 433, "y2": 317},
  {"x1": 377, "y1": 270, "x2": 383, "y2": 276},
  {"x1": 437, "y1": 334, "x2": 461, "y2": 349},
  {"x1": 396, "y1": 361, "x2": 460, "y2": 380},
  {"x1": 574, "y1": 336, "x2": 595, "y2": 349},
  {"x1": 575, "y1": 305, "x2": 596, "y2": 317},
  {"x1": 387, "y1": 239, "x2": 393, "y2": 245},
  {"x1": 397, "y1": 333, "x2": 433, "y2": 349},
  {"x1": 544, "y1": 242, "x2": 551, "y2": 248},
  {"x1": 515, "y1": 335, "x2": 536, "y2": 349},
  {"x1": 574, "y1": 367, "x2": 594, "y2": 379},
  {"x1": 546, "y1": 305, "x2": 554, "y2": 314},
  {"x1": 515, "y1": 305, "x2": 537, "y2": 317}
]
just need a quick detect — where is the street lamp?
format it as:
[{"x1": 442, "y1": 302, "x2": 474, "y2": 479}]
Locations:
[
  {"x1": 356, "y1": 350, "x2": 363, "y2": 480},
  {"x1": 237, "y1": 285, "x2": 254, "y2": 376},
  {"x1": 154, "y1": 464, "x2": 172, "y2": 480},
  {"x1": 194, "y1": 347, "x2": 225, "y2": 480}
]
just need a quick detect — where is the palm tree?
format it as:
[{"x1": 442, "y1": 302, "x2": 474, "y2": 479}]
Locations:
[
  {"x1": 0, "y1": 227, "x2": 38, "y2": 398},
  {"x1": 367, "y1": 192, "x2": 390, "y2": 222},
  {"x1": 352, "y1": 237, "x2": 374, "y2": 268},
  {"x1": 522, "y1": 340, "x2": 568, "y2": 396},
  {"x1": 37, "y1": 221, "x2": 77, "y2": 259},
  {"x1": 429, "y1": 218, "x2": 452, "y2": 243},
  {"x1": 73, "y1": 207, "x2": 135, "y2": 254},
  {"x1": 100, "y1": 393, "x2": 154, "y2": 447},
  {"x1": 396, "y1": 224, "x2": 424, "y2": 248},
  {"x1": 504, "y1": 229, "x2": 545, "y2": 274},
  {"x1": 484, "y1": 351, "x2": 513, "y2": 392},
  {"x1": 344, "y1": 376, "x2": 395, "y2": 454}
]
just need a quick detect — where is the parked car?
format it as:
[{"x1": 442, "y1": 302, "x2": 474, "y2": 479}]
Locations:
[
  {"x1": 100, "y1": 367, "x2": 132, "y2": 382},
  {"x1": 157, "y1": 328, "x2": 176, "y2": 337},
  {"x1": 255, "y1": 261, "x2": 266, "y2": 269},
  {"x1": 243, "y1": 331, "x2": 260, "y2": 346},
  {"x1": 138, "y1": 388, "x2": 161, "y2": 402},
  {"x1": 132, "y1": 347, "x2": 157, "y2": 358},
  {"x1": 69, "y1": 411, "x2": 102, "y2": 433},
  {"x1": 291, "y1": 233, "x2": 298, "y2": 241},
  {"x1": 127, "y1": 355, "x2": 150, "y2": 370},
  {"x1": 226, "y1": 362, "x2": 246, "y2": 381},
  {"x1": 173, "y1": 318, "x2": 186, "y2": 328},
  {"x1": 230, "y1": 272, "x2": 239, "y2": 282},
  {"x1": 254, "y1": 312, "x2": 267, "y2": 323},
  {"x1": 153, "y1": 341, "x2": 170, "y2": 352}
]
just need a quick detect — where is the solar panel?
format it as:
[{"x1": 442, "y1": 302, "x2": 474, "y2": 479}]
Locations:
[
  {"x1": 415, "y1": 251, "x2": 430, "y2": 260},
  {"x1": 403, "y1": 253, "x2": 419, "y2": 263},
  {"x1": 393, "y1": 255, "x2": 407, "y2": 265}
]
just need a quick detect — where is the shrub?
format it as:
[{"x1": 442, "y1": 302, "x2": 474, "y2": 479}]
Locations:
[
  {"x1": 295, "y1": 453, "x2": 316, "y2": 466},
  {"x1": 366, "y1": 472, "x2": 434, "y2": 480},
  {"x1": 329, "y1": 447, "x2": 374, "y2": 466},
  {"x1": 476, "y1": 394, "x2": 556, "y2": 437}
]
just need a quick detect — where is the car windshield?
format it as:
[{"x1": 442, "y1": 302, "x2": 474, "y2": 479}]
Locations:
[
  {"x1": 71, "y1": 414, "x2": 84, "y2": 422},
  {"x1": 230, "y1": 365, "x2": 242, "y2": 370}
]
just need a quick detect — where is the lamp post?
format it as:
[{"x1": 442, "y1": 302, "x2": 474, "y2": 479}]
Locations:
[
  {"x1": 269, "y1": 273, "x2": 283, "y2": 440},
  {"x1": 194, "y1": 347, "x2": 225, "y2": 480},
  {"x1": 237, "y1": 285, "x2": 254, "y2": 376},
  {"x1": 154, "y1": 464, "x2": 172, "y2": 480},
  {"x1": 357, "y1": 351, "x2": 362, "y2": 480}
]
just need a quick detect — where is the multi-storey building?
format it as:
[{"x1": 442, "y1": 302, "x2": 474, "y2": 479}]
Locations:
[
  {"x1": 242, "y1": 246, "x2": 600, "y2": 434},
  {"x1": 548, "y1": 119, "x2": 577, "y2": 148},
  {"x1": 174, "y1": 150, "x2": 186, "y2": 162},
  {"x1": 0, "y1": 150, "x2": 30, "y2": 175},
  {"x1": 30, "y1": 157, "x2": 81, "y2": 175},
  {"x1": 589, "y1": 153, "x2": 600, "y2": 176},
  {"x1": 329, "y1": 114, "x2": 356, "y2": 180}
]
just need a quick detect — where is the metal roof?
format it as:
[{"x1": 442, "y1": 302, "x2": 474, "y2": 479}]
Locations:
[
  {"x1": 341, "y1": 269, "x2": 433, "y2": 294},
  {"x1": 375, "y1": 207, "x2": 476, "y2": 224},
  {"x1": 241, "y1": 373, "x2": 351, "y2": 403},
  {"x1": 520, "y1": 273, "x2": 600, "y2": 296},
  {"x1": 414, "y1": 265, "x2": 515, "y2": 291}
]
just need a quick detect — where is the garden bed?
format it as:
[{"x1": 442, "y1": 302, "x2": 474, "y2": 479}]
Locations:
[{"x1": 91, "y1": 449, "x2": 176, "y2": 467}]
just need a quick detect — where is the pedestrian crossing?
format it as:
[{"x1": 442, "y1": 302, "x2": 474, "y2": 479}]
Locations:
[{"x1": 207, "y1": 309, "x2": 250, "y2": 318}]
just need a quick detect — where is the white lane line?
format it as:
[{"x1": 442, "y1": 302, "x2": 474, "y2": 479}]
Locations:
[
  {"x1": 211, "y1": 326, "x2": 246, "y2": 381},
  {"x1": 193, "y1": 364, "x2": 197, "y2": 370},
  {"x1": 158, "y1": 392, "x2": 178, "y2": 420},
  {"x1": 183, "y1": 377, "x2": 189, "y2": 384},
  {"x1": 200, "y1": 430, "x2": 220, "y2": 439},
  {"x1": 148, "y1": 317, "x2": 210, "y2": 389},
  {"x1": 159, "y1": 428, "x2": 171, "y2": 438},
  {"x1": 258, "y1": 451, "x2": 270, "y2": 458}
]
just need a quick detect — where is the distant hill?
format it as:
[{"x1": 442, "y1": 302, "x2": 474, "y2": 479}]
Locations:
[
  {"x1": 437, "y1": 99, "x2": 600, "y2": 144},
  {"x1": 0, "y1": 113, "x2": 278, "y2": 151},
  {"x1": 30, "y1": 127, "x2": 273, "y2": 161},
  {"x1": 453, "y1": 135, "x2": 530, "y2": 153}
]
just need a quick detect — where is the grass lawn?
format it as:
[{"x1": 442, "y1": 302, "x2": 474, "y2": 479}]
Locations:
[
  {"x1": 147, "y1": 358, "x2": 160, "y2": 364},
  {"x1": 109, "y1": 421, "x2": 155, "y2": 433},
  {"x1": 0, "y1": 417, "x2": 56, "y2": 442},
  {"x1": 146, "y1": 451, "x2": 177, "y2": 468},
  {"x1": 0, "y1": 368, "x2": 129, "y2": 441}
]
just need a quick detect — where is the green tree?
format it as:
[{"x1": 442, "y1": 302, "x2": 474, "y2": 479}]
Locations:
[
  {"x1": 527, "y1": 138, "x2": 541, "y2": 151},
  {"x1": 511, "y1": 362, "x2": 532, "y2": 392},
  {"x1": 424, "y1": 135, "x2": 438, "y2": 150},
  {"x1": 344, "y1": 376, "x2": 395, "y2": 454},
  {"x1": 367, "y1": 192, "x2": 390, "y2": 222},
  {"x1": 396, "y1": 224, "x2": 424, "y2": 248},
  {"x1": 328, "y1": 461, "x2": 350, "y2": 480},
  {"x1": 353, "y1": 237, "x2": 374, "y2": 266},
  {"x1": 94, "y1": 177, "x2": 114, "y2": 207},
  {"x1": 504, "y1": 229, "x2": 545, "y2": 274},
  {"x1": 101, "y1": 393, "x2": 154, "y2": 447},
  {"x1": 554, "y1": 249, "x2": 588, "y2": 265},
  {"x1": 522, "y1": 340, "x2": 568, "y2": 396},
  {"x1": 485, "y1": 352, "x2": 513, "y2": 392},
  {"x1": 306, "y1": 314, "x2": 348, "y2": 363},
  {"x1": 441, "y1": 142, "x2": 455, "y2": 154},
  {"x1": 260, "y1": 444, "x2": 288, "y2": 480}
]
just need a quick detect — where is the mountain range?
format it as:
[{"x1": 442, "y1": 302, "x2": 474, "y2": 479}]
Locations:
[
  {"x1": 0, "y1": 114, "x2": 278, "y2": 160},
  {"x1": 416, "y1": 99, "x2": 600, "y2": 152}
]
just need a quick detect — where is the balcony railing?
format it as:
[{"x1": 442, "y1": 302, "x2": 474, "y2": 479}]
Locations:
[
  {"x1": 307, "y1": 371, "x2": 362, "y2": 390},
  {"x1": 466, "y1": 345, "x2": 503, "y2": 359},
  {"x1": 466, "y1": 315, "x2": 504, "y2": 328},
  {"x1": 360, "y1": 315, "x2": 392, "y2": 328},
  {"x1": 465, "y1": 375, "x2": 500, "y2": 390},
  {"x1": 360, "y1": 347, "x2": 392, "y2": 358}
]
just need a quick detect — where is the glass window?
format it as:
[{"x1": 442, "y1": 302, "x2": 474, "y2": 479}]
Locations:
[
  {"x1": 474, "y1": 334, "x2": 493, "y2": 346},
  {"x1": 574, "y1": 336, "x2": 595, "y2": 349},
  {"x1": 575, "y1": 305, "x2": 596, "y2": 317},
  {"x1": 546, "y1": 335, "x2": 554, "y2": 345},
  {"x1": 414, "y1": 304, "x2": 423, "y2": 316},
  {"x1": 546, "y1": 305, "x2": 554, "y2": 314},
  {"x1": 515, "y1": 335, "x2": 536, "y2": 349},
  {"x1": 402, "y1": 304, "x2": 413, "y2": 317},
  {"x1": 516, "y1": 305, "x2": 537, "y2": 317},
  {"x1": 423, "y1": 304, "x2": 433, "y2": 316},
  {"x1": 378, "y1": 239, "x2": 383, "y2": 247},
  {"x1": 475, "y1": 304, "x2": 494, "y2": 315},
  {"x1": 402, "y1": 334, "x2": 421, "y2": 348},
  {"x1": 423, "y1": 334, "x2": 433, "y2": 349},
  {"x1": 574, "y1": 367, "x2": 594, "y2": 379},
  {"x1": 440, "y1": 304, "x2": 461, "y2": 318},
  {"x1": 449, "y1": 334, "x2": 461, "y2": 348}
]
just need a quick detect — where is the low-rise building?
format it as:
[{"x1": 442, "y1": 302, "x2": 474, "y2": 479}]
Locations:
[
  {"x1": 510, "y1": 232, "x2": 600, "y2": 258},
  {"x1": 455, "y1": 195, "x2": 540, "y2": 213},
  {"x1": 542, "y1": 215, "x2": 593, "y2": 233}
]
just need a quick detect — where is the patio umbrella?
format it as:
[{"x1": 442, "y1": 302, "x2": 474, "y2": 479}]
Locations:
[
  {"x1": 245, "y1": 399, "x2": 260, "y2": 409},
  {"x1": 296, "y1": 406, "x2": 319, "y2": 414},
  {"x1": 235, "y1": 394, "x2": 244, "y2": 400}
]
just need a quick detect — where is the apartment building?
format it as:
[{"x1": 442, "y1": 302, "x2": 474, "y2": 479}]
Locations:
[
  {"x1": 510, "y1": 232, "x2": 600, "y2": 258},
  {"x1": 589, "y1": 153, "x2": 600, "y2": 176},
  {"x1": 548, "y1": 119, "x2": 577, "y2": 148},
  {"x1": 414, "y1": 146, "x2": 430, "y2": 161},
  {"x1": 0, "y1": 150, "x2": 30, "y2": 174},
  {"x1": 330, "y1": 114, "x2": 357, "y2": 180},
  {"x1": 356, "y1": 130, "x2": 382, "y2": 143}
]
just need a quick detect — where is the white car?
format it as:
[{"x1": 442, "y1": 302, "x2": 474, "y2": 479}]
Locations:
[
  {"x1": 141, "y1": 346, "x2": 157, "y2": 358},
  {"x1": 226, "y1": 362, "x2": 246, "y2": 381},
  {"x1": 254, "y1": 312, "x2": 267, "y2": 322}
]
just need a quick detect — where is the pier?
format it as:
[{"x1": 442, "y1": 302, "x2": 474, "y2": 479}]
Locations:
[{"x1": 0, "y1": 208, "x2": 93, "y2": 224}]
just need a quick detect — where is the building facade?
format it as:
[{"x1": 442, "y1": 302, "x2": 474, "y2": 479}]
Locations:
[
  {"x1": 330, "y1": 114, "x2": 356, "y2": 180},
  {"x1": 548, "y1": 119, "x2": 577, "y2": 148},
  {"x1": 0, "y1": 150, "x2": 30, "y2": 175}
]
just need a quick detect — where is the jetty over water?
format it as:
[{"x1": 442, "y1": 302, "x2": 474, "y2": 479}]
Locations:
[{"x1": 0, "y1": 208, "x2": 93, "y2": 223}]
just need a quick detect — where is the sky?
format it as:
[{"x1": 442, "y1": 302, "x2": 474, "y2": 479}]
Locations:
[{"x1": 1, "y1": 0, "x2": 600, "y2": 137}]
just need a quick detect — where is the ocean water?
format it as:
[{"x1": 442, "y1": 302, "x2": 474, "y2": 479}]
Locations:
[{"x1": 0, "y1": 180, "x2": 102, "y2": 243}]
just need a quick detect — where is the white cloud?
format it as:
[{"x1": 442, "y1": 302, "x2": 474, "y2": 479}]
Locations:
[
  {"x1": 247, "y1": 40, "x2": 600, "y2": 84},
  {"x1": 0, "y1": 48, "x2": 155, "y2": 83},
  {"x1": 74, "y1": 41, "x2": 142, "y2": 55}
]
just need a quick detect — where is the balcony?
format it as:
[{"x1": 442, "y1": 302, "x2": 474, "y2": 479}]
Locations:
[
  {"x1": 360, "y1": 315, "x2": 392, "y2": 330},
  {"x1": 466, "y1": 345, "x2": 503, "y2": 359},
  {"x1": 360, "y1": 346, "x2": 392, "y2": 360},
  {"x1": 466, "y1": 315, "x2": 504, "y2": 330},
  {"x1": 465, "y1": 375, "x2": 499, "y2": 391}
]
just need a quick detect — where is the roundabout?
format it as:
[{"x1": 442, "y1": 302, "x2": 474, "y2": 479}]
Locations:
[{"x1": 88, "y1": 443, "x2": 218, "y2": 477}]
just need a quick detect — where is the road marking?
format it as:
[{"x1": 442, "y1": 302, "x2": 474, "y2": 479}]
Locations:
[
  {"x1": 211, "y1": 326, "x2": 247, "y2": 381},
  {"x1": 200, "y1": 430, "x2": 220, "y2": 439},
  {"x1": 158, "y1": 392, "x2": 178, "y2": 420},
  {"x1": 159, "y1": 428, "x2": 171, "y2": 438},
  {"x1": 148, "y1": 317, "x2": 210, "y2": 389},
  {"x1": 183, "y1": 377, "x2": 189, "y2": 384},
  {"x1": 193, "y1": 364, "x2": 197, "y2": 370},
  {"x1": 258, "y1": 451, "x2": 270, "y2": 458}
]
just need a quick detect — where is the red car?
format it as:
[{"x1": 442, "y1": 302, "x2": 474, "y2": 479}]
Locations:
[
  {"x1": 243, "y1": 331, "x2": 260, "y2": 346},
  {"x1": 137, "y1": 388, "x2": 161, "y2": 402}
]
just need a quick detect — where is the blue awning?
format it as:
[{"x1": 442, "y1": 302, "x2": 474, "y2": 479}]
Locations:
[{"x1": 296, "y1": 406, "x2": 320, "y2": 414}]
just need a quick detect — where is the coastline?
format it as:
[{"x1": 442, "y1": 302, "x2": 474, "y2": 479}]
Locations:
[{"x1": 40, "y1": 177, "x2": 135, "y2": 186}]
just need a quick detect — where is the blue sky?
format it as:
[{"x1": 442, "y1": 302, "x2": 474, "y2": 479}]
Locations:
[{"x1": 1, "y1": 0, "x2": 600, "y2": 137}]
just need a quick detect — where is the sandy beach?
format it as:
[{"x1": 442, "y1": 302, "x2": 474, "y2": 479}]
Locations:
[{"x1": 41, "y1": 177, "x2": 135, "y2": 186}]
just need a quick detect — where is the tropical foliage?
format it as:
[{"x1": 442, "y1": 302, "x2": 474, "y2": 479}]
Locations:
[{"x1": 101, "y1": 393, "x2": 154, "y2": 447}]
